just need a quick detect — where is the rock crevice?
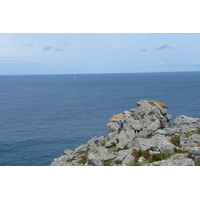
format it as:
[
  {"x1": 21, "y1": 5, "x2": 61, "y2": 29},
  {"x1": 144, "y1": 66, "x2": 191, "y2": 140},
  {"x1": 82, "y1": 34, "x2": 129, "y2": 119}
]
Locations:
[{"x1": 51, "y1": 100, "x2": 200, "y2": 166}]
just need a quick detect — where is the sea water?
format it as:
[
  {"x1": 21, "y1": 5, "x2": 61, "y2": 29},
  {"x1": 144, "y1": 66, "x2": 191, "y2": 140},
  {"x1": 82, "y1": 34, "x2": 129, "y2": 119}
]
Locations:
[{"x1": 0, "y1": 72, "x2": 200, "y2": 166}]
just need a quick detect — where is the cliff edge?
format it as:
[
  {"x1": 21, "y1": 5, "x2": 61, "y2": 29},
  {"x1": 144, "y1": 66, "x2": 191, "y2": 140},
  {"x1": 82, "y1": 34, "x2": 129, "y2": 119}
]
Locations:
[{"x1": 51, "y1": 99, "x2": 200, "y2": 166}]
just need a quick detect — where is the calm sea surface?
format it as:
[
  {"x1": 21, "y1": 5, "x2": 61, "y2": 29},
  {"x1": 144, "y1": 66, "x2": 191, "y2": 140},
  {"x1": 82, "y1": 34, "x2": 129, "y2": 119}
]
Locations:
[{"x1": 0, "y1": 72, "x2": 200, "y2": 166}]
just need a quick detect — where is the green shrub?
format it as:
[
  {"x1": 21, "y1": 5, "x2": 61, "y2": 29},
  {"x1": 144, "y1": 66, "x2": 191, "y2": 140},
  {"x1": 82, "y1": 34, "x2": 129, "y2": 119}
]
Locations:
[
  {"x1": 102, "y1": 161, "x2": 111, "y2": 166},
  {"x1": 195, "y1": 160, "x2": 200, "y2": 166}
]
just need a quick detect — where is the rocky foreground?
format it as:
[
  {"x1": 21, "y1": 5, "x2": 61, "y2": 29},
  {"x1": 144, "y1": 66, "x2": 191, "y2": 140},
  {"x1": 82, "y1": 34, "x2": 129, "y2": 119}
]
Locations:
[{"x1": 51, "y1": 100, "x2": 200, "y2": 166}]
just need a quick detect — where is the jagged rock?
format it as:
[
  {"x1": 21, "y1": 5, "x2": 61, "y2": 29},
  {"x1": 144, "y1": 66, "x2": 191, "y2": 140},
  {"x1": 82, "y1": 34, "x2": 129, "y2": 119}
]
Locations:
[
  {"x1": 105, "y1": 138, "x2": 118, "y2": 148},
  {"x1": 153, "y1": 129, "x2": 167, "y2": 136},
  {"x1": 97, "y1": 146, "x2": 109, "y2": 159},
  {"x1": 128, "y1": 119, "x2": 143, "y2": 131},
  {"x1": 133, "y1": 138, "x2": 154, "y2": 151},
  {"x1": 86, "y1": 153, "x2": 103, "y2": 166},
  {"x1": 64, "y1": 149, "x2": 73, "y2": 156},
  {"x1": 107, "y1": 122, "x2": 118, "y2": 133},
  {"x1": 181, "y1": 134, "x2": 200, "y2": 149},
  {"x1": 188, "y1": 147, "x2": 200, "y2": 161},
  {"x1": 174, "y1": 115, "x2": 200, "y2": 133},
  {"x1": 151, "y1": 134, "x2": 176, "y2": 153},
  {"x1": 50, "y1": 100, "x2": 200, "y2": 166},
  {"x1": 115, "y1": 149, "x2": 132, "y2": 164},
  {"x1": 102, "y1": 154, "x2": 116, "y2": 162},
  {"x1": 74, "y1": 144, "x2": 88, "y2": 154},
  {"x1": 145, "y1": 154, "x2": 195, "y2": 166},
  {"x1": 122, "y1": 154, "x2": 135, "y2": 166},
  {"x1": 126, "y1": 130, "x2": 137, "y2": 140},
  {"x1": 138, "y1": 156, "x2": 145, "y2": 163},
  {"x1": 146, "y1": 120, "x2": 161, "y2": 133}
]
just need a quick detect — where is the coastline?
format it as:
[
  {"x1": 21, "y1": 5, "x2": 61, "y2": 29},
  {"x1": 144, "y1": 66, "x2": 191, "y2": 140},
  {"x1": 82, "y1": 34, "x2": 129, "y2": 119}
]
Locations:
[{"x1": 50, "y1": 99, "x2": 200, "y2": 166}]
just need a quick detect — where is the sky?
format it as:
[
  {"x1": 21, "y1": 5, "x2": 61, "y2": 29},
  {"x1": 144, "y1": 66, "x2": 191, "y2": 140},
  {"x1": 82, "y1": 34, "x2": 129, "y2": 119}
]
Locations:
[{"x1": 1, "y1": 33, "x2": 200, "y2": 75}]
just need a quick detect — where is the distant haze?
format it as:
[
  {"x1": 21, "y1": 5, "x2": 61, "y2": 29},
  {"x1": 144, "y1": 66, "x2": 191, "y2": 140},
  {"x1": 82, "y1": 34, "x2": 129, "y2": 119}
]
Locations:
[{"x1": 0, "y1": 33, "x2": 200, "y2": 75}]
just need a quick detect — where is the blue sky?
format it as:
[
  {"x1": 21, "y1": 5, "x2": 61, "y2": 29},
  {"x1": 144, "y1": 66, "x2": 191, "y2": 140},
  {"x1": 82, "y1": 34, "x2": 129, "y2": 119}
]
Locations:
[{"x1": 0, "y1": 33, "x2": 200, "y2": 75}]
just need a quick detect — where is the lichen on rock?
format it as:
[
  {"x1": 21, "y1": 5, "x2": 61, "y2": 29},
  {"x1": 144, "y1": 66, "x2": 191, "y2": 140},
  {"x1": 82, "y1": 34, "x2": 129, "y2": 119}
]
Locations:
[{"x1": 50, "y1": 99, "x2": 200, "y2": 166}]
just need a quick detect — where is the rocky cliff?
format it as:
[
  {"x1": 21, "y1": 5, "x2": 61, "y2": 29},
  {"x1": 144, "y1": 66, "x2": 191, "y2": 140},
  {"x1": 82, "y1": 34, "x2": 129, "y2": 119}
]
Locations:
[{"x1": 50, "y1": 99, "x2": 200, "y2": 166}]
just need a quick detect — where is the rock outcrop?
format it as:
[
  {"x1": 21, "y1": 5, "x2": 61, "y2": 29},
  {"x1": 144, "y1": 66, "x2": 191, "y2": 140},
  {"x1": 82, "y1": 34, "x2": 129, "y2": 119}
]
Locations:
[{"x1": 50, "y1": 100, "x2": 200, "y2": 166}]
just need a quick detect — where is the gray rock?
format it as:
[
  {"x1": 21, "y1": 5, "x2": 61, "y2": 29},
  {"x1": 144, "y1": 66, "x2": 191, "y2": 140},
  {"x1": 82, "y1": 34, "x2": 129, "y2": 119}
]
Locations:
[
  {"x1": 64, "y1": 149, "x2": 73, "y2": 156},
  {"x1": 97, "y1": 146, "x2": 108, "y2": 159},
  {"x1": 74, "y1": 144, "x2": 88, "y2": 154},
  {"x1": 107, "y1": 122, "x2": 118, "y2": 133},
  {"x1": 51, "y1": 100, "x2": 200, "y2": 166},
  {"x1": 133, "y1": 138, "x2": 154, "y2": 151},
  {"x1": 115, "y1": 149, "x2": 132, "y2": 164},
  {"x1": 87, "y1": 136, "x2": 99, "y2": 147},
  {"x1": 130, "y1": 119, "x2": 143, "y2": 131},
  {"x1": 151, "y1": 134, "x2": 175, "y2": 153},
  {"x1": 126, "y1": 140, "x2": 135, "y2": 148},
  {"x1": 145, "y1": 154, "x2": 195, "y2": 166},
  {"x1": 87, "y1": 153, "x2": 103, "y2": 166},
  {"x1": 146, "y1": 120, "x2": 161, "y2": 132},
  {"x1": 174, "y1": 115, "x2": 200, "y2": 133},
  {"x1": 116, "y1": 139, "x2": 129, "y2": 149},
  {"x1": 138, "y1": 156, "x2": 145, "y2": 163},
  {"x1": 122, "y1": 154, "x2": 135, "y2": 166},
  {"x1": 102, "y1": 154, "x2": 116, "y2": 161},
  {"x1": 153, "y1": 129, "x2": 167, "y2": 136},
  {"x1": 105, "y1": 138, "x2": 118, "y2": 148},
  {"x1": 126, "y1": 130, "x2": 136, "y2": 140},
  {"x1": 188, "y1": 147, "x2": 200, "y2": 161},
  {"x1": 181, "y1": 134, "x2": 200, "y2": 148}
]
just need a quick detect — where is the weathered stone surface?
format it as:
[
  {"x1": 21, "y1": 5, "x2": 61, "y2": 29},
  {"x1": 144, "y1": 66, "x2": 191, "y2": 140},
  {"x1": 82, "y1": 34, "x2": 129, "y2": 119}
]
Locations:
[
  {"x1": 174, "y1": 115, "x2": 200, "y2": 133},
  {"x1": 146, "y1": 120, "x2": 161, "y2": 133},
  {"x1": 151, "y1": 134, "x2": 175, "y2": 153},
  {"x1": 126, "y1": 130, "x2": 136, "y2": 140},
  {"x1": 105, "y1": 138, "x2": 118, "y2": 148},
  {"x1": 51, "y1": 100, "x2": 200, "y2": 166},
  {"x1": 115, "y1": 149, "x2": 132, "y2": 164},
  {"x1": 74, "y1": 144, "x2": 88, "y2": 154},
  {"x1": 130, "y1": 119, "x2": 143, "y2": 131},
  {"x1": 188, "y1": 147, "x2": 200, "y2": 161},
  {"x1": 64, "y1": 149, "x2": 73, "y2": 156},
  {"x1": 181, "y1": 134, "x2": 200, "y2": 149},
  {"x1": 86, "y1": 153, "x2": 103, "y2": 166},
  {"x1": 122, "y1": 154, "x2": 135, "y2": 166},
  {"x1": 107, "y1": 122, "x2": 118, "y2": 133},
  {"x1": 145, "y1": 154, "x2": 195, "y2": 166},
  {"x1": 102, "y1": 154, "x2": 116, "y2": 161},
  {"x1": 97, "y1": 146, "x2": 109, "y2": 159}
]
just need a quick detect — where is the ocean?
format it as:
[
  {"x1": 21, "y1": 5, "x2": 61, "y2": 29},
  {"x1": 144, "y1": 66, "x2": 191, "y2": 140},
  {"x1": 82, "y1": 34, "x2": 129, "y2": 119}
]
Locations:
[{"x1": 0, "y1": 72, "x2": 200, "y2": 166}]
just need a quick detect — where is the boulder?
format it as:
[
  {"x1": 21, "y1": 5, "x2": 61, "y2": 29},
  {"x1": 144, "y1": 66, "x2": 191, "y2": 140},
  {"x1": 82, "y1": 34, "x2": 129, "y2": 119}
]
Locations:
[
  {"x1": 188, "y1": 147, "x2": 200, "y2": 161},
  {"x1": 105, "y1": 138, "x2": 118, "y2": 148},
  {"x1": 151, "y1": 134, "x2": 176, "y2": 153},
  {"x1": 145, "y1": 154, "x2": 195, "y2": 166},
  {"x1": 97, "y1": 146, "x2": 109, "y2": 159},
  {"x1": 122, "y1": 154, "x2": 135, "y2": 166},
  {"x1": 50, "y1": 100, "x2": 200, "y2": 166},
  {"x1": 174, "y1": 115, "x2": 200, "y2": 133},
  {"x1": 86, "y1": 153, "x2": 103, "y2": 166},
  {"x1": 146, "y1": 120, "x2": 161, "y2": 133},
  {"x1": 115, "y1": 149, "x2": 132, "y2": 164},
  {"x1": 129, "y1": 119, "x2": 143, "y2": 131}
]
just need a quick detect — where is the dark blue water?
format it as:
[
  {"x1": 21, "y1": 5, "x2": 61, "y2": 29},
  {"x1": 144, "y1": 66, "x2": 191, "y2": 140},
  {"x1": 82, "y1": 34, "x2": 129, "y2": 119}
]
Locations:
[{"x1": 0, "y1": 72, "x2": 200, "y2": 166}]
